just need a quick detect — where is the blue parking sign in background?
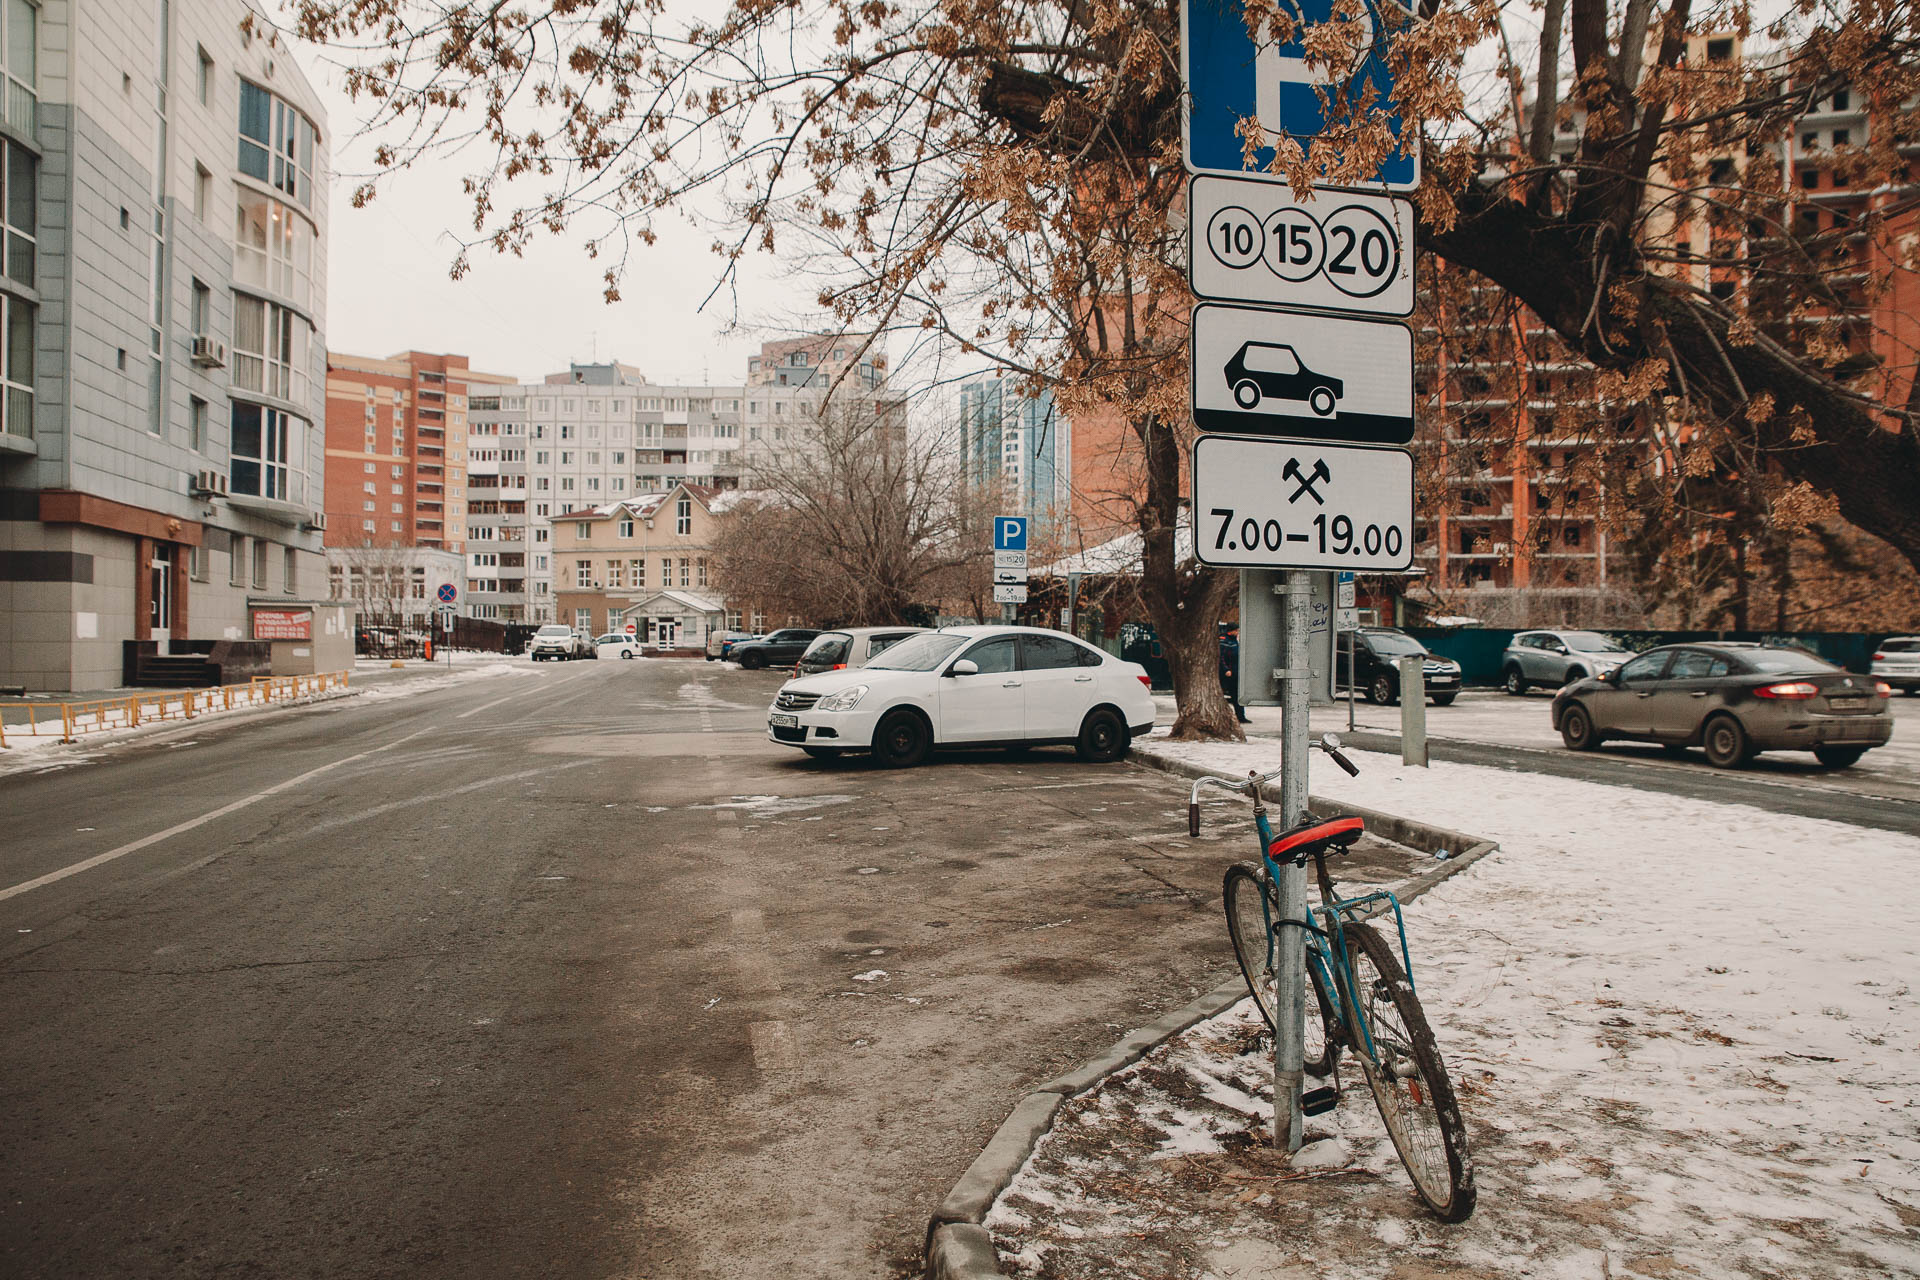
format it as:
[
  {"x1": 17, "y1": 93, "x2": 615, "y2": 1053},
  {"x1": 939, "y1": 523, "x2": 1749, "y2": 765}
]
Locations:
[
  {"x1": 1182, "y1": 0, "x2": 1418, "y2": 191},
  {"x1": 993, "y1": 517, "x2": 1029, "y2": 552}
]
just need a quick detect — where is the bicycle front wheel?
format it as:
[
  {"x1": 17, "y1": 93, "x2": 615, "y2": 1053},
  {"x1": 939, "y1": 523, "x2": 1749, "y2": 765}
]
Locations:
[
  {"x1": 1341, "y1": 921, "x2": 1475, "y2": 1221},
  {"x1": 1223, "y1": 863, "x2": 1333, "y2": 1077}
]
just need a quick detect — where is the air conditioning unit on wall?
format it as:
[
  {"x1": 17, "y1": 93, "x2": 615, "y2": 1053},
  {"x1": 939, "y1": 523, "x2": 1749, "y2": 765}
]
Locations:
[
  {"x1": 189, "y1": 468, "x2": 227, "y2": 496},
  {"x1": 305, "y1": 512, "x2": 328, "y2": 531},
  {"x1": 190, "y1": 336, "x2": 228, "y2": 368}
]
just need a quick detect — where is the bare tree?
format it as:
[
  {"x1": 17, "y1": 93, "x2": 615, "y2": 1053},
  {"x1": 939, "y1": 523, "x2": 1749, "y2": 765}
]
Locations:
[
  {"x1": 712, "y1": 402, "x2": 978, "y2": 625},
  {"x1": 287, "y1": 0, "x2": 1919, "y2": 738}
]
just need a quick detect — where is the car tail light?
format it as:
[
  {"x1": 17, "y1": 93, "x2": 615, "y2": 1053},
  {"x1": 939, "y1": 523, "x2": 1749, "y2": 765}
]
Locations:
[
  {"x1": 1873, "y1": 652, "x2": 1886, "y2": 661},
  {"x1": 1875, "y1": 681, "x2": 1893, "y2": 697},
  {"x1": 1137, "y1": 674, "x2": 1152, "y2": 688},
  {"x1": 832, "y1": 663, "x2": 847, "y2": 671},
  {"x1": 1754, "y1": 681, "x2": 1819, "y2": 699}
]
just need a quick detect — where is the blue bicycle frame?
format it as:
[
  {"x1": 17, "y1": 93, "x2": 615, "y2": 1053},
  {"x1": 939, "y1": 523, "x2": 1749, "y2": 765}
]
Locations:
[{"x1": 1251, "y1": 805, "x2": 1419, "y2": 1066}]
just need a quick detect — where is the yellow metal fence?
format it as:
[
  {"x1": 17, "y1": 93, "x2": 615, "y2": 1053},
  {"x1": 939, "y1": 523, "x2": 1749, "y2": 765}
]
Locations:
[{"x1": 0, "y1": 670, "x2": 351, "y2": 748}]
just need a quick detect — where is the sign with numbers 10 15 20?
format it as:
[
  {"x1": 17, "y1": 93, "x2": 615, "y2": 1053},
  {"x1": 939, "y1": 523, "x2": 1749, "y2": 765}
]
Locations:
[{"x1": 1188, "y1": 174, "x2": 1414, "y2": 319}]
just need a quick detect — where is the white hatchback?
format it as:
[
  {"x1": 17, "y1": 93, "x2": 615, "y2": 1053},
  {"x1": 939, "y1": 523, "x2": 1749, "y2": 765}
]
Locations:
[{"x1": 766, "y1": 626, "x2": 1157, "y2": 767}]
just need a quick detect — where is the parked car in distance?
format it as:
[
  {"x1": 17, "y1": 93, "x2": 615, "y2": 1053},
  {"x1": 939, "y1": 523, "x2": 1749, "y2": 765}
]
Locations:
[
  {"x1": 730, "y1": 628, "x2": 822, "y2": 670},
  {"x1": 1871, "y1": 636, "x2": 1920, "y2": 693},
  {"x1": 1336, "y1": 628, "x2": 1461, "y2": 706},
  {"x1": 1552, "y1": 642, "x2": 1893, "y2": 769},
  {"x1": 595, "y1": 632, "x2": 641, "y2": 660},
  {"x1": 706, "y1": 629, "x2": 757, "y2": 661},
  {"x1": 793, "y1": 627, "x2": 930, "y2": 677},
  {"x1": 529, "y1": 623, "x2": 585, "y2": 661},
  {"x1": 1502, "y1": 629, "x2": 1633, "y2": 694},
  {"x1": 767, "y1": 626, "x2": 1156, "y2": 767}
]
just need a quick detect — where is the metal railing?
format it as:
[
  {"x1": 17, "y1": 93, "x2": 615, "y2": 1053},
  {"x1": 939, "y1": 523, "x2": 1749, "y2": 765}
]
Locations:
[{"x1": 0, "y1": 671, "x2": 351, "y2": 748}]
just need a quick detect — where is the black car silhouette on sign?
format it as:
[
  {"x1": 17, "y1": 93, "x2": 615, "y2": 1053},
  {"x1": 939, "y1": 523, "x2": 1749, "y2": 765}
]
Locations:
[{"x1": 1225, "y1": 341, "x2": 1343, "y2": 416}]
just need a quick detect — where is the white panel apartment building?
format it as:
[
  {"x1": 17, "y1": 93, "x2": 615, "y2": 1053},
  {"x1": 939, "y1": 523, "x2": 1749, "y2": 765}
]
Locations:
[
  {"x1": 0, "y1": 1, "x2": 329, "y2": 690},
  {"x1": 463, "y1": 337, "x2": 893, "y2": 622}
]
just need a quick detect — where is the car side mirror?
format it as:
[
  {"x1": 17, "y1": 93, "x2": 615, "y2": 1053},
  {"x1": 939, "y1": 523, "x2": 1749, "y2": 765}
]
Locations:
[
  {"x1": 948, "y1": 659, "x2": 978, "y2": 677},
  {"x1": 1551, "y1": 643, "x2": 1569, "y2": 654}
]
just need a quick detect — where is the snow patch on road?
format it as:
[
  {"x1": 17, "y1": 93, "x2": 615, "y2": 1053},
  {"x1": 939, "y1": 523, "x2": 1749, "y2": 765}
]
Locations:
[{"x1": 691, "y1": 793, "x2": 857, "y2": 817}]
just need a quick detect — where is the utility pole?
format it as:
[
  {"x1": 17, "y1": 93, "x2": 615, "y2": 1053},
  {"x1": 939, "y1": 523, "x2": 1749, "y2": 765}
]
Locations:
[{"x1": 1272, "y1": 569, "x2": 1315, "y2": 1151}]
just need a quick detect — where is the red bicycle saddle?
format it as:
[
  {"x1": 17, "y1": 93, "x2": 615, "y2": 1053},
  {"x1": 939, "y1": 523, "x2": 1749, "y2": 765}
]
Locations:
[{"x1": 1268, "y1": 814, "x2": 1365, "y2": 861}]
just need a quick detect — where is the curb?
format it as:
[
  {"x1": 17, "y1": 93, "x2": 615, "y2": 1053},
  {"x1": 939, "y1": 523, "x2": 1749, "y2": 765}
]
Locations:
[{"x1": 921, "y1": 742, "x2": 1499, "y2": 1280}]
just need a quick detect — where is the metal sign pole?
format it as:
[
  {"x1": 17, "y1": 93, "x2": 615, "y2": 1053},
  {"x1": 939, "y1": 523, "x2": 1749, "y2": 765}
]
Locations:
[{"x1": 1272, "y1": 568, "x2": 1313, "y2": 1152}]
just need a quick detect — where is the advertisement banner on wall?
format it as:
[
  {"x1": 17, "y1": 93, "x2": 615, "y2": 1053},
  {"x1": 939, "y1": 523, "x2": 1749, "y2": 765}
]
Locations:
[{"x1": 251, "y1": 608, "x2": 313, "y2": 641}]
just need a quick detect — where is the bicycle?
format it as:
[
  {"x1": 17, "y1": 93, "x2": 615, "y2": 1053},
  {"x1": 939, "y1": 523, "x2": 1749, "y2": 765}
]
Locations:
[{"x1": 1188, "y1": 734, "x2": 1475, "y2": 1222}]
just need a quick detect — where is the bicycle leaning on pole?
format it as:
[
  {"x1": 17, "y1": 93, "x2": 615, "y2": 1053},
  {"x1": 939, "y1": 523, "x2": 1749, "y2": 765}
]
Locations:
[{"x1": 1187, "y1": 734, "x2": 1476, "y2": 1222}]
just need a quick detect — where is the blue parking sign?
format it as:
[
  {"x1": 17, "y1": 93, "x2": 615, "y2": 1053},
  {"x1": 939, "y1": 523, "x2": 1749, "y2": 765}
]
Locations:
[
  {"x1": 993, "y1": 517, "x2": 1028, "y2": 552},
  {"x1": 1182, "y1": 0, "x2": 1418, "y2": 190}
]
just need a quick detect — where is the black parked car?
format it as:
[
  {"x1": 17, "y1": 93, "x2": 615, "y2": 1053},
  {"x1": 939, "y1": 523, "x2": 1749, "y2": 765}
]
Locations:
[
  {"x1": 1336, "y1": 627, "x2": 1461, "y2": 706},
  {"x1": 729, "y1": 628, "x2": 822, "y2": 670}
]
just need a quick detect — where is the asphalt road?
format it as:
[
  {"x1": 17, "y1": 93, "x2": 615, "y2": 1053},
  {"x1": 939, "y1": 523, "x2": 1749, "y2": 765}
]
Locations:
[{"x1": 0, "y1": 658, "x2": 1252, "y2": 1280}]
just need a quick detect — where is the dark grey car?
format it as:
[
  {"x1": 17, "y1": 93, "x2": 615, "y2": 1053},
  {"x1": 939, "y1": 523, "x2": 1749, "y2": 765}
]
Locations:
[{"x1": 1551, "y1": 642, "x2": 1894, "y2": 769}]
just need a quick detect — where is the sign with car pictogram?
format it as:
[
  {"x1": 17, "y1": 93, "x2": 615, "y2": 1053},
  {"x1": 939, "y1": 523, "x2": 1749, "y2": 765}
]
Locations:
[
  {"x1": 1189, "y1": 175, "x2": 1414, "y2": 316},
  {"x1": 1192, "y1": 435, "x2": 1413, "y2": 571},
  {"x1": 1190, "y1": 302, "x2": 1412, "y2": 444}
]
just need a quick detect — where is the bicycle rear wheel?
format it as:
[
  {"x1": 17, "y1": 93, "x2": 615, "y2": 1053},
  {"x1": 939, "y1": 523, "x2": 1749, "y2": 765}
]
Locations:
[
  {"x1": 1223, "y1": 863, "x2": 1333, "y2": 1076},
  {"x1": 1341, "y1": 921, "x2": 1475, "y2": 1221}
]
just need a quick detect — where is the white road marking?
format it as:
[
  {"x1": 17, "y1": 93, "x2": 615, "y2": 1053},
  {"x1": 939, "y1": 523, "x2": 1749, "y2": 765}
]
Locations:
[{"x1": 0, "y1": 730, "x2": 427, "y2": 904}]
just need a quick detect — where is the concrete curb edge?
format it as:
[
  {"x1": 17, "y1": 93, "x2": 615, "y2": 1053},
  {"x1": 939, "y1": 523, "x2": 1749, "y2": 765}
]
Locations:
[{"x1": 920, "y1": 742, "x2": 1500, "y2": 1280}]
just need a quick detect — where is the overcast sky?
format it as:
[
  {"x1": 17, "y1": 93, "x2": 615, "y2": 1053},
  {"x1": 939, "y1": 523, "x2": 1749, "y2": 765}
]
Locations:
[{"x1": 304, "y1": 52, "x2": 836, "y2": 389}]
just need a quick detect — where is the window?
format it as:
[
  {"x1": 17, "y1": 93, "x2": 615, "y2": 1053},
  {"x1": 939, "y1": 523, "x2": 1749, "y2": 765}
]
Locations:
[
  {"x1": 1022, "y1": 634, "x2": 1090, "y2": 670},
  {"x1": 1832, "y1": 129, "x2": 1850, "y2": 147},
  {"x1": 959, "y1": 637, "x2": 1019, "y2": 674},
  {"x1": 1831, "y1": 90, "x2": 1849, "y2": 111},
  {"x1": 575, "y1": 521, "x2": 591, "y2": 539},
  {"x1": 660, "y1": 557, "x2": 671, "y2": 585},
  {"x1": 252, "y1": 538, "x2": 269, "y2": 589},
  {"x1": 231, "y1": 294, "x2": 308, "y2": 402},
  {"x1": 0, "y1": 139, "x2": 32, "y2": 288},
  {"x1": 575, "y1": 560, "x2": 592, "y2": 588},
  {"x1": 237, "y1": 80, "x2": 317, "y2": 208},
  {"x1": 229, "y1": 402, "x2": 303, "y2": 500},
  {"x1": 1618, "y1": 652, "x2": 1670, "y2": 683},
  {"x1": 1667, "y1": 650, "x2": 1731, "y2": 680},
  {"x1": 0, "y1": 292, "x2": 30, "y2": 438},
  {"x1": 631, "y1": 559, "x2": 644, "y2": 588},
  {"x1": 2, "y1": 0, "x2": 34, "y2": 133},
  {"x1": 282, "y1": 546, "x2": 296, "y2": 594},
  {"x1": 618, "y1": 518, "x2": 634, "y2": 538},
  {"x1": 1705, "y1": 37, "x2": 1733, "y2": 61},
  {"x1": 678, "y1": 558, "x2": 690, "y2": 587},
  {"x1": 234, "y1": 190, "x2": 316, "y2": 310},
  {"x1": 696, "y1": 558, "x2": 708, "y2": 586},
  {"x1": 197, "y1": 47, "x2": 213, "y2": 106},
  {"x1": 189, "y1": 278, "x2": 211, "y2": 336},
  {"x1": 606, "y1": 560, "x2": 623, "y2": 588},
  {"x1": 676, "y1": 496, "x2": 692, "y2": 535}
]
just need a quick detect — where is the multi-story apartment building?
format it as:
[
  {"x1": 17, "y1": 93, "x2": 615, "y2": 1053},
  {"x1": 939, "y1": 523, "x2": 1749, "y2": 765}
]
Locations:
[
  {"x1": 321, "y1": 350, "x2": 516, "y2": 555},
  {"x1": 549, "y1": 484, "x2": 740, "y2": 647},
  {"x1": 461, "y1": 335, "x2": 896, "y2": 622},
  {"x1": 0, "y1": 1, "x2": 330, "y2": 690},
  {"x1": 958, "y1": 377, "x2": 1068, "y2": 521}
]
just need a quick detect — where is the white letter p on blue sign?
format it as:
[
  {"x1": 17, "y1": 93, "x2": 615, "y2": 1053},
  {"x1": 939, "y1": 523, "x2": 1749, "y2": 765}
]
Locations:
[{"x1": 994, "y1": 517, "x2": 1028, "y2": 551}]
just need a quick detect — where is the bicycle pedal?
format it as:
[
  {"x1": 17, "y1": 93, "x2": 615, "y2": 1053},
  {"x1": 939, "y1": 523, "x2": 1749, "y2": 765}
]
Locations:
[{"x1": 1300, "y1": 1086, "x2": 1339, "y2": 1116}]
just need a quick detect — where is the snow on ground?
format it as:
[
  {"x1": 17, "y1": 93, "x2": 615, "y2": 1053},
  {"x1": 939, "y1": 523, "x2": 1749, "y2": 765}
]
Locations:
[{"x1": 985, "y1": 741, "x2": 1920, "y2": 1278}]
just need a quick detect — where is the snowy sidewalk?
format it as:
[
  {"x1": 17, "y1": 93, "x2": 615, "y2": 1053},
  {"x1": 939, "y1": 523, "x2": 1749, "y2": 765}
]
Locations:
[{"x1": 980, "y1": 741, "x2": 1920, "y2": 1279}]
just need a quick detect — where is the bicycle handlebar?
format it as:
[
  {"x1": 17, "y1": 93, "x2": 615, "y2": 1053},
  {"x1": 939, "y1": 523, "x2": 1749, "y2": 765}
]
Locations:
[{"x1": 1185, "y1": 734, "x2": 1359, "y2": 835}]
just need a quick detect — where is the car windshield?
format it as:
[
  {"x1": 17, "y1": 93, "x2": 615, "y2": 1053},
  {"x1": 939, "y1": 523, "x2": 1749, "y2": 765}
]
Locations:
[
  {"x1": 1365, "y1": 631, "x2": 1427, "y2": 656},
  {"x1": 1560, "y1": 631, "x2": 1628, "y2": 652},
  {"x1": 803, "y1": 633, "x2": 851, "y2": 664},
  {"x1": 865, "y1": 632, "x2": 969, "y2": 671},
  {"x1": 536, "y1": 625, "x2": 572, "y2": 636},
  {"x1": 1741, "y1": 648, "x2": 1836, "y2": 675}
]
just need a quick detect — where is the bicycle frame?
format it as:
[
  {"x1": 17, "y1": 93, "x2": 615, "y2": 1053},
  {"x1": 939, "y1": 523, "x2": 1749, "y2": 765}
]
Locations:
[{"x1": 1248, "y1": 803, "x2": 1419, "y2": 1068}]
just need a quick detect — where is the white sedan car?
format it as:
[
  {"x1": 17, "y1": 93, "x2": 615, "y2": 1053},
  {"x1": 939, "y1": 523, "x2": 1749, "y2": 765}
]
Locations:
[{"x1": 766, "y1": 625, "x2": 1157, "y2": 766}]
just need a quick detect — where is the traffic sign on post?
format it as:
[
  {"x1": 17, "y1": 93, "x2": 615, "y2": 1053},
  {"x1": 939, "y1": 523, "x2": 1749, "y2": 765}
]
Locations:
[
  {"x1": 1182, "y1": 0, "x2": 1418, "y2": 190},
  {"x1": 1193, "y1": 436, "x2": 1413, "y2": 572},
  {"x1": 993, "y1": 585, "x2": 1029, "y2": 604},
  {"x1": 992, "y1": 517, "x2": 1028, "y2": 552},
  {"x1": 1191, "y1": 303, "x2": 1414, "y2": 443},
  {"x1": 1190, "y1": 176, "x2": 1414, "y2": 316},
  {"x1": 436, "y1": 581, "x2": 459, "y2": 605}
]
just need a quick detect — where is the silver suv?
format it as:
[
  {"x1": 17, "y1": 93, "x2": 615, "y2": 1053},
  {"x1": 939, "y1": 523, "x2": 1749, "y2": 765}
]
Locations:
[
  {"x1": 1502, "y1": 629, "x2": 1632, "y2": 694},
  {"x1": 1872, "y1": 636, "x2": 1920, "y2": 693},
  {"x1": 529, "y1": 623, "x2": 584, "y2": 661}
]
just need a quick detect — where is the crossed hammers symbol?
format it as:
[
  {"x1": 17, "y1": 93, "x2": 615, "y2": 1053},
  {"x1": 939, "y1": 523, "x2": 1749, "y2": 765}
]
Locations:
[{"x1": 1283, "y1": 457, "x2": 1331, "y2": 504}]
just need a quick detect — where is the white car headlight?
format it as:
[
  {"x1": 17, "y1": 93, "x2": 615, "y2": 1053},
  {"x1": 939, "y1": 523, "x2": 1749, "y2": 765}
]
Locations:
[{"x1": 817, "y1": 685, "x2": 869, "y2": 713}]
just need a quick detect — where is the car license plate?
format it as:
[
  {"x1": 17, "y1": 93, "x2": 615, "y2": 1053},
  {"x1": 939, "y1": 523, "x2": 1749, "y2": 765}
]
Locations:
[
  {"x1": 770, "y1": 713, "x2": 798, "y2": 728},
  {"x1": 1829, "y1": 697, "x2": 1865, "y2": 711}
]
